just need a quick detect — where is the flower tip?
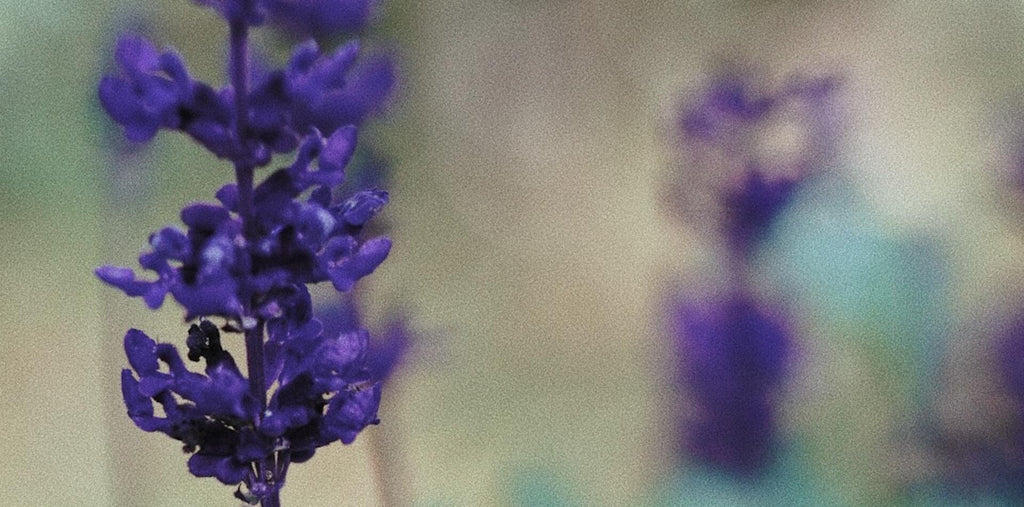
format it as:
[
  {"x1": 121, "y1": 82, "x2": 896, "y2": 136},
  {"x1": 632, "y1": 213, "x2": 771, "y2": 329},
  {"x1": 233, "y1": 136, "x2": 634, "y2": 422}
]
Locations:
[
  {"x1": 96, "y1": 265, "x2": 131, "y2": 282},
  {"x1": 320, "y1": 125, "x2": 358, "y2": 174},
  {"x1": 124, "y1": 328, "x2": 159, "y2": 374},
  {"x1": 114, "y1": 34, "x2": 159, "y2": 72}
]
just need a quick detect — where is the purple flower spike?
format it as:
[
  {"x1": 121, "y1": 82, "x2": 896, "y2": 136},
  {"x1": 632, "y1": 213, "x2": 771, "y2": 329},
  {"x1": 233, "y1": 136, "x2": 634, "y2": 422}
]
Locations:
[
  {"x1": 673, "y1": 294, "x2": 792, "y2": 477},
  {"x1": 98, "y1": 0, "x2": 398, "y2": 502}
]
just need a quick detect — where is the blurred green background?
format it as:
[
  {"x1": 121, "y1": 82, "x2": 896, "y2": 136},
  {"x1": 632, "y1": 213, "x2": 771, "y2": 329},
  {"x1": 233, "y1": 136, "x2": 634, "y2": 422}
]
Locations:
[{"x1": 5, "y1": 1, "x2": 1024, "y2": 505}]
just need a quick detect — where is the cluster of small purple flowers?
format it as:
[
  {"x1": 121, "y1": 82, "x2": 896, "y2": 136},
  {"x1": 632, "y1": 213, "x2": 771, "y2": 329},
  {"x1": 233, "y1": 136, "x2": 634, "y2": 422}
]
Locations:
[
  {"x1": 670, "y1": 72, "x2": 836, "y2": 477},
  {"x1": 96, "y1": 1, "x2": 396, "y2": 504}
]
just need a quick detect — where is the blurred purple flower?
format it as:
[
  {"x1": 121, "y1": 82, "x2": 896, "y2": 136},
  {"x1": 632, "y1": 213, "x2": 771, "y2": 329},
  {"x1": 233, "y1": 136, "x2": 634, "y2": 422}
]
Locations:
[
  {"x1": 673, "y1": 71, "x2": 838, "y2": 257},
  {"x1": 265, "y1": 0, "x2": 378, "y2": 37},
  {"x1": 995, "y1": 314, "x2": 1024, "y2": 482},
  {"x1": 316, "y1": 295, "x2": 413, "y2": 384},
  {"x1": 672, "y1": 293, "x2": 792, "y2": 477},
  {"x1": 679, "y1": 72, "x2": 838, "y2": 175}
]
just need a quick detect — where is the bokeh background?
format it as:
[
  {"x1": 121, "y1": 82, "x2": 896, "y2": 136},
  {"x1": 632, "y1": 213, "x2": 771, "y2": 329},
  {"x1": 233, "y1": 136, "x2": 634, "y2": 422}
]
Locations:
[{"x1": 5, "y1": 0, "x2": 1024, "y2": 505}]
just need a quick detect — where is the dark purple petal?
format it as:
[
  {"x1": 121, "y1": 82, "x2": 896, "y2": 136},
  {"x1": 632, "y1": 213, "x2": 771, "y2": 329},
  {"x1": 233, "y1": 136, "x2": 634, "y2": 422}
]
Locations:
[
  {"x1": 261, "y1": 405, "x2": 311, "y2": 438},
  {"x1": 142, "y1": 283, "x2": 170, "y2": 309},
  {"x1": 121, "y1": 369, "x2": 155, "y2": 420},
  {"x1": 171, "y1": 276, "x2": 243, "y2": 319},
  {"x1": 235, "y1": 429, "x2": 272, "y2": 463},
  {"x1": 215, "y1": 184, "x2": 240, "y2": 211},
  {"x1": 723, "y1": 170, "x2": 799, "y2": 256},
  {"x1": 150, "y1": 227, "x2": 191, "y2": 260},
  {"x1": 158, "y1": 50, "x2": 193, "y2": 93},
  {"x1": 115, "y1": 35, "x2": 160, "y2": 74},
  {"x1": 154, "y1": 342, "x2": 189, "y2": 376},
  {"x1": 96, "y1": 266, "x2": 153, "y2": 299},
  {"x1": 319, "y1": 125, "x2": 357, "y2": 174},
  {"x1": 340, "y1": 189, "x2": 387, "y2": 226},
  {"x1": 184, "y1": 119, "x2": 235, "y2": 158},
  {"x1": 310, "y1": 186, "x2": 332, "y2": 208},
  {"x1": 323, "y1": 384, "x2": 380, "y2": 444},
  {"x1": 327, "y1": 236, "x2": 390, "y2": 292},
  {"x1": 98, "y1": 77, "x2": 160, "y2": 142},
  {"x1": 317, "y1": 329, "x2": 367, "y2": 375},
  {"x1": 288, "y1": 130, "x2": 326, "y2": 177},
  {"x1": 286, "y1": 40, "x2": 396, "y2": 133},
  {"x1": 180, "y1": 203, "x2": 231, "y2": 231},
  {"x1": 295, "y1": 204, "x2": 337, "y2": 246},
  {"x1": 174, "y1": 364, "x2": 249, "y2": 419},
  {"x1": 312, "y1": 41, "x2": 361, "y2": 89},
  {"x1": 304, "y1": 52, "x2": 396, "y2": 132},
  {"x1": 287, "y1": 40, "x2": 322, "y2": 75},
  {"x1": 137, "y1": 375, "x2": 174, "y2": 397},
  {"x1": 124, "y1": 329, "x2": 160, "y2": 374},
  {"x1": 187, "y1": 453, "x2": 250, "y2": 485}
]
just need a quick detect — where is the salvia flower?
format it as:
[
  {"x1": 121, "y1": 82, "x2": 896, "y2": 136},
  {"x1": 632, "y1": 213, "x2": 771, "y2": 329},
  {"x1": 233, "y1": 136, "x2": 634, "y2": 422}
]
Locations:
[
  {"x1": 97, "y1": 1, "x2": 396, "y2": 504},
  {"x1": 672, "y1": 293, "x2": 792, "y2": 477}
]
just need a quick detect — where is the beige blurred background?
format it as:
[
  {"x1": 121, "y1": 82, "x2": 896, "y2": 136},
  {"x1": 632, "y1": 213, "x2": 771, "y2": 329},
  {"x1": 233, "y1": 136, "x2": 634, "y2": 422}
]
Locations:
[{"x1": 4, "y1": 0, "x2": 1024, "y2": 505}]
